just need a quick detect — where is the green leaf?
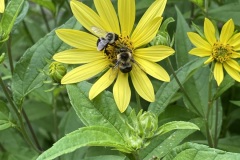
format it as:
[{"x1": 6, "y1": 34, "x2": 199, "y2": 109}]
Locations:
[
  {"x1": 214, "y1": 75, "x2": 235, "y2": 100},
  {"x1": 13, "y1": 1, "x2": 29, "y2": 29},
  {"x1": 11, "y1": 17, "x2": 81, "y2": 106},
  {"x1": 163, "y1": 142, "x2": 240, "y2": 160},
  {"x1": 208, "y1": 3, "x2": 240, "y2": 26},
  {"x1": 37, "y1": 126, "x2": 130, "y2": 160},
  {"x1": 230, "y1": 101, "x2": 240, "y2": 107},
  {"x1": 0, "y1": 100, "x2": 9, "y2": 120},
  {"x1": 30, "y1": 0, "x2": 56, "y2": 13},
  {"x1": 148, "y1": 57, "x2": 207, "y2": 116},
  {"x1": 218, "y1": 136, "x2": 240, "y2": 153},
  {"x1": 140, "y1": 118, "x2": 204, "y2": 160},
  {"x1": 159, "y1": 17, "x2": 175, "y2": 33},
  {"x1": 0, "y1": 129, "x2": 38, "y2": 159},
  {"x1": 182, "y1": 68, "x2": 209, "y2": 116},
  {"x1": 175, "y1": 6, "x2": 208, "y2": 117},
  {"x1": 0, "y1": 0, "x2": 25, "y2": 42},
  {"x1": 0, "y1": 120, "x2": 12, "y2": 131},
  {"x1": 156, "y1": 121, "x2": 199, "y2": 136},
  {"x1": 58, "y1": 108, "x2": 84, "y2": 136},
  {"x1": 82, "y1": 155, "x2": 125, "y2": 160},
  {"x1": 175, "y1": 6, "x2": 194, "y2": 68},
  {"x1": 66, "y1": 82, "x2": 130, "y2": 136}
]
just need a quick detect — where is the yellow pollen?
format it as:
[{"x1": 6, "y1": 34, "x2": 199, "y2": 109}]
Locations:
[
  {"x1": 104, "y1": 35, "x2": 134, "y2": 65},
  {"x1": 212, "y1": 42, "x2": 233, "y2": 63}
]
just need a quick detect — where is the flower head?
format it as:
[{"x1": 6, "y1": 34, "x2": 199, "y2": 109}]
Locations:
[
  {"x1": 188, "y1": 18, "x2": 240, "y2": 85},
  {"x1": 54, "y1": 0, "x2": 175, "y2": 112},
  {"x1": 0, "y1": 0, "x2": 5, "y2": 13}
]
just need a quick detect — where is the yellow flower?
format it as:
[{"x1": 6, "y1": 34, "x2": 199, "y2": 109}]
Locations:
[
  {"x1": 0, "y1": 0, "x2": 5, "y2": 13},
  {"x1": 188, "y1": 18, "x2": 240, "y2": 86},
  {"x1": 53, "y1": 0, "x2": 175, "y2": 112}
]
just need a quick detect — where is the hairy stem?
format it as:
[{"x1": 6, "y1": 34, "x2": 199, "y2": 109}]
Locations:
[
  {"x1": 206, "y1": 65, "x2": 214, "y2": 148},
  {"x1": 0, "y1": 76, "x2": 39, "y2": 152},
  {"x1": 40, "y1": 6, "x2": 51, "y2": 32},
  {"x1": 7, "y1": 35, "x2": 14, "y2": 75},
  {"x1": 22, "y1": 20, "x2": 35, "y2": 44},
  {"x1": 214, "y1": 99, "x2": 219, "y2": 147},
  {"x1": 167, "y1": 58, "x2": 201, "y2": 116},
  {"x1": 22, "y1": 109, "x2": 42, "y2": 152}
]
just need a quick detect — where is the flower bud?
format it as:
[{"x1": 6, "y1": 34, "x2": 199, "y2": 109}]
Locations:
[
  {"x1": 125, "y1": 134, "x2": 143, "y2": 150},
  {"x1": 137, "y1": 111, "x2": 158, "y2": 139},
  {"x1": 48, "y1": 61, "x2": 66, "y2": 83},
  {"x1": 150, "y1": 31, "x2": 171, "y2": 46}
]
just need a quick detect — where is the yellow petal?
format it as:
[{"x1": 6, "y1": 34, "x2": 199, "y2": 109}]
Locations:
[
  {"x1": 132, "y1": 17, "x2": 163, "y2": 48},
  {"x1": 118, "y1": 0, "x2": 135, "y2": 36},
  {"x1": 187, "y1": 32, "x2": 212, "y2": 50},
  {"x1": 204, "y1": 56, "x2": 214, "y2": 64},
  {"x1": 56, "y1": 29, "x2": 97, "y2": 50},
  {"x1": 227, "y1": 32, "x2": 240, "y2": 51},
  {"x1": 89, "y1": 68, "x2": 117, "y2": 100},
  {"x1": 94, "y1": 0, "x2": 120, "y2": 34},
  {"x1": 204, "y1": 18, "x2": 216, "y2": 45},
  {"x1": 70, "y1": 0, "x2": 109, "y2": 34},
  {"x1": 189, "y1": 48, "x2": 212, "y2": 57},
  {"x1": 223, "y1": 62, "x2": 240, "y2": 82},
  {"x1": 234, "y1": 43, "x2": 240, "y2": 51},
  {"x1": 134, "y1": 57, "x2": 170, "y2": 82},
  {"x1": 225, "y1": 59, "x2": 240, "y2": 71},
  {"x1": 113, "y1": 72, "x2": 131, "y2": 113},
  {"x1": 214, "y1": 62, "x2": 224, "y2": 86},
  {"x1": 61, "y1": 59, "x2": 109, "y2": 84},
  {"x1": 53, "y1": 49, "x2": 105, "y2": 64},
  {"x1": 130, "y1": 65, "x2": 155, "y2": 102},
  {"x1": 231, "y1": 52, "x2": 240, "y2": 58},
  {"x1": 135, "y1": 0, "x2": 166, "y2": 32},
  {"x1": 134, "y1": 45, "x2": 174, "y2": 62},
  {"x1": 0, "y1": 0, "x2": 5, "y2": 13},
  {"x1": 220, "y1": 19, "x2": 234, "y2": 44}
]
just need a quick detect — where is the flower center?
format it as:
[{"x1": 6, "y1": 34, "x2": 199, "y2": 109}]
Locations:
[
  {"x1": 104, "y1": 35, "x2": 134, "y2": 73},
  {"x1": 212, "y1": 42, "x2": 233, "y2": 63}
]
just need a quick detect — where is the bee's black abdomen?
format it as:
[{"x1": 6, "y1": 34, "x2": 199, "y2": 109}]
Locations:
[
  {"x1": 114, "y1": 34, "x2": 119, "y2": 41},
  {"x1": 120, "y1": 66, "x2": 132, "y2": 73}
]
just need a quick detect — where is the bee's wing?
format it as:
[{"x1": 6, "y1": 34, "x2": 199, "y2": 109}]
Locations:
[
  {"x1": 97, "y1": 38, "x2": 109, "y2": 51},
  {"x1": 91, "y1": 26, "x2": 108, "y2": 38}
]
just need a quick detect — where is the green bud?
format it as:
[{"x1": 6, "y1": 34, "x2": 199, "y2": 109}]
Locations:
[
  {"x1": 150, "y1": 17, "x2": 175, "y2": 47},
  {"x1": 137, "y1": 111, "x2": 158, "y2": 139},
  {"x1": 0, "y1": 53, "x2": 5, "y2": 64},
  {"x1": 49, "y1": 61, "x2": 66, "y2": 83},
  {"x1": 125, "y1": 134, "x2": 143, "y2": 150},
  {"x1": 150, "y1": 31, "x2": 171, "y2": 46}
]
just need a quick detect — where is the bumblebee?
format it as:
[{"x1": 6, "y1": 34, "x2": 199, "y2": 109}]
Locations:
[
  {"x1": 91, "y1": 26, "x2": 118, "y2": 51},
  {"x1": 114, "y1": 47, "x2": 134, "y2": 73}
]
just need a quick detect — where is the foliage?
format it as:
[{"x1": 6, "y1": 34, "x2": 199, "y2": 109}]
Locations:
[{"x1": 1, "y1": 0, "x2": 240, "y2": 160}]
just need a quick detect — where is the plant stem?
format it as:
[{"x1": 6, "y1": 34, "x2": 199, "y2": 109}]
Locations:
[
  {"x1": 7, "y1": 35, "x2": 14, "y2": 75},
  {"x1": 22, "y1": 20, "x2": 35, "y2": 44},
  {"x1": 52, "y1": 92, "x2": 59, "y2": 141},
  {"x1": 40, "y1": 6, "x2": 51, "y2": 32},
  {"x1": 205, "y1": 65, "x2": 214, "y2": 148},
  {"x1": 166, "y1": 58, "x2": 201, "y2": 116},
  {"x1": 214, "y1": 99, "x2": 219, "y2": 147},
  {"x1": 22, "y1": 109, "x2": 42, "y2": 152},
  {"x1": 0, "y1": 76, "x2": 39, "y2": 152},
  {"x1": 205, "y1": 0, "x2": 209, "y2": 17},
  {"x1": 60, "y1": 92, "x2": 69, "y2": 111},
  {"x1": 125, "y1": 152, "x2": 140, "y2": 160}
]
